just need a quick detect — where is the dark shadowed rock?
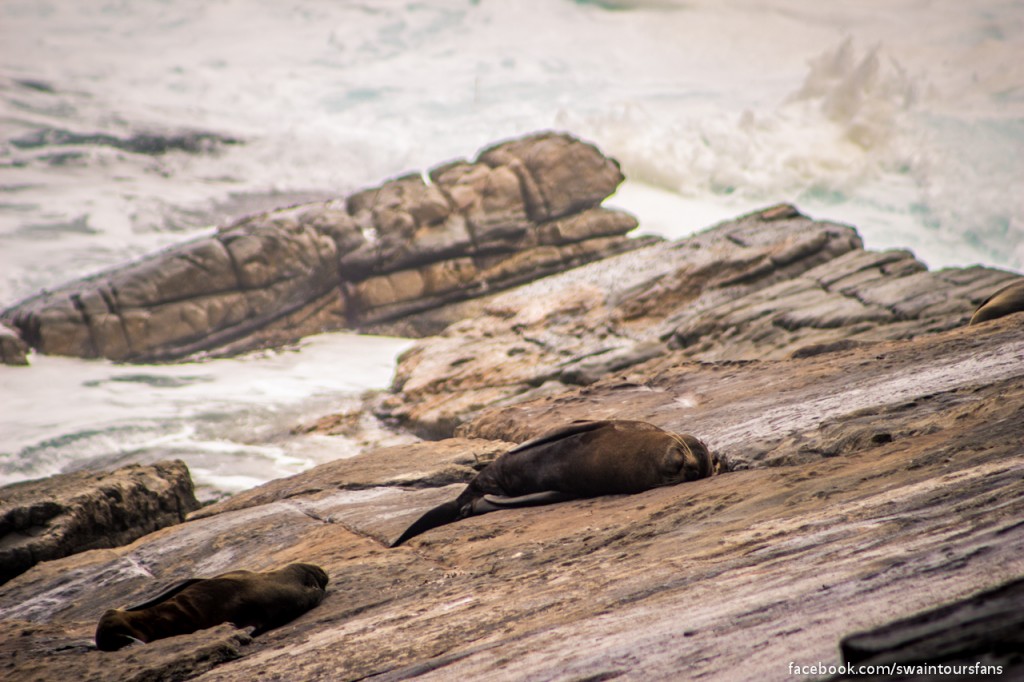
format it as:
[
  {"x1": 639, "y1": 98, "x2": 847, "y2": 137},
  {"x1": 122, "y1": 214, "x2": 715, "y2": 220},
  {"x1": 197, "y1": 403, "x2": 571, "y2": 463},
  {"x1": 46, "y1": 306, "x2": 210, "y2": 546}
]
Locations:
[
  {"x1": 9, "y1": 126, "x2": 241, "y2": 155},
  {"x1": 0, "y1": 461, "x2": 199, "y2": 585},
  {"x1": 0, "y1": 132, "x2": 641, "y2": 364},
  {"x1": 835, "y1": 576, "x2": 1024, "y2": 680}
]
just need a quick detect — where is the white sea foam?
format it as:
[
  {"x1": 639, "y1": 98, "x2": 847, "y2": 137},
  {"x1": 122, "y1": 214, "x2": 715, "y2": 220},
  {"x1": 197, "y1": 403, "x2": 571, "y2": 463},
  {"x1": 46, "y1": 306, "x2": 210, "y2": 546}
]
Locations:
[{"x1": 0, "y1": 333, "x2": 412, "y2": 498}]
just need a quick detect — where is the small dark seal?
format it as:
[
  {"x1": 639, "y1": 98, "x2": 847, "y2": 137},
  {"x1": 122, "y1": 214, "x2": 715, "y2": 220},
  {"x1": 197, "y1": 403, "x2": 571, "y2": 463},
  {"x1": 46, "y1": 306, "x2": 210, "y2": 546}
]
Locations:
[
  {"x1": 95, "y1": 562, "x2": 328, "y2": 651},
  {"x1": 969, "y1": 279, "x2": 1024, "y2": 325},
  {"x1": 390, "y1": 419, "x2": 718, "y2": 547}
]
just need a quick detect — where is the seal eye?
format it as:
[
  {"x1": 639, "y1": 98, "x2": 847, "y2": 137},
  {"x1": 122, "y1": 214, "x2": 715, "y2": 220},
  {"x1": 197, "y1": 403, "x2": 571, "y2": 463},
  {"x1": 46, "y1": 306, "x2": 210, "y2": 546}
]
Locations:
[
  {"x1": 660, "y1": 446, "x2": 689, "y2": 479},
  {"x1": 95, "y1": 622, "x2": 145, "y2": 651}
]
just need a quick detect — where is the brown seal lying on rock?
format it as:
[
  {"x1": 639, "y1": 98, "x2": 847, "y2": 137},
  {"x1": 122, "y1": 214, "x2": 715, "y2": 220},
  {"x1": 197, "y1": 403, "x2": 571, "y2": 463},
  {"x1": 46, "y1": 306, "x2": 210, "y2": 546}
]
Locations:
[
  {"x1": 95, "y1": 563, "x2": 328, "y2": 651},
  {"x1": 970, "y1": 279, "x2": 1024, "y2": 325},
  {"x1": 390, "y1": 419, "x2": 719, "y2": 547}
]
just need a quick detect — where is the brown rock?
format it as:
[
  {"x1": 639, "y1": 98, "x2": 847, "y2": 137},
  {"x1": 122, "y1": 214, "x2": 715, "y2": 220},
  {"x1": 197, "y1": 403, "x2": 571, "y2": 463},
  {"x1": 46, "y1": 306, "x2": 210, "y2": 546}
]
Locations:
[
  {"x1": 0, "y1": 460, "x2": 199, "y2": 585},
  {"x1": 0, "y1": 322, "x2": 28, "y2": 366},
  {"x1": 1, "y1": 132, "x2": 640, "y2": 362},
  {"x1": 430, "y1": 159, "x2": 532, "y2": 249},
  {"x1": 373, "y1": 205, "x2": 859, "y2": 435},
  {"x1": 461, "y1": 311, "x2": 1024, "y2": 470},
  {"x1": 0, "y1": 620, "x2": 251, "y2": 682},
  {"x1": 478, "y1": 131, "x2": 625, "y2": 221},
  {"x1": 4, "y1": 200, "x2": 1021, "y2": 680},
  {"x1": 1, "y1": 317, "x2": 1020, "y2": 680}
]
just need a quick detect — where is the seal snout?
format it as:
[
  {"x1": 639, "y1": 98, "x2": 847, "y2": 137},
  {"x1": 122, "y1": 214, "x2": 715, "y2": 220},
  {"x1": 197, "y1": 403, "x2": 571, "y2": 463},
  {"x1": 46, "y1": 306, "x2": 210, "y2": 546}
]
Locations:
[
  {"x1": 289, "y1": 562, "x2": 329, "y2": 590},
  {"x1": 95, "y1": 610, "x2": 147, "y2": 652}
]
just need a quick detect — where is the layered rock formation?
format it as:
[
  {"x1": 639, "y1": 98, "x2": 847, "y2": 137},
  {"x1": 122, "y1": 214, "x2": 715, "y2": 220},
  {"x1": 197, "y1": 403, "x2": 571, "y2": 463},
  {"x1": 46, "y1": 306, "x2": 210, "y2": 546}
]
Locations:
[
  {"x1": 0, "y1": 461, "x2": 198, "y2": 585},
  {"x1": 0, "y1": 132, "x2": 641, "y2": 363},
  {"x1": 375, "y1": 204, "x2": 1019, "y2": 440}
]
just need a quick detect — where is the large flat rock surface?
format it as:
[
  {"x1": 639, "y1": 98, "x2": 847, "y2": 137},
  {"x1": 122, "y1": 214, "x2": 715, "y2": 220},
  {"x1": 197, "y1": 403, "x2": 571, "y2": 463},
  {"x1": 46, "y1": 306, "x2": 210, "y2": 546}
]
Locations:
[{"x1": 1, "y1": 316, "x2": 1021, "y2": 680}]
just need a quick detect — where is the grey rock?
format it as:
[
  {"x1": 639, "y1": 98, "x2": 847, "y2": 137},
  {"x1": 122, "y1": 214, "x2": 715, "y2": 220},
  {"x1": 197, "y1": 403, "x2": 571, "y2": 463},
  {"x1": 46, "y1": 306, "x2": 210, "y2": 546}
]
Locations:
[
  {"x1": 0, "y1": 461, "x2": 199, "y2": 585},
  {"x1": 1, "y1": 319, "x2": 1021, "y2": 680}
]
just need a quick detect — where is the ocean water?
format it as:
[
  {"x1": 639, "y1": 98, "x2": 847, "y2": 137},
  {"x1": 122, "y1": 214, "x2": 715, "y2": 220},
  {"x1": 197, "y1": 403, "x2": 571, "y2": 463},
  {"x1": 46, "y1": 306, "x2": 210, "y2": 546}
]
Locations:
[{"x1": 1, "y1": 0, "x2": 1021, "y2": 499}]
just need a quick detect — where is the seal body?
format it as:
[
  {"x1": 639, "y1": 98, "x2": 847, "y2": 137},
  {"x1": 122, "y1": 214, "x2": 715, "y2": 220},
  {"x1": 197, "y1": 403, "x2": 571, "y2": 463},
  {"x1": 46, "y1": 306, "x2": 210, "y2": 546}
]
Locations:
[
  {"x1": 970, "y1": 279, "x2": 1024, "y2": 325},
  {"x1": 390, "y1": 419, "x2": 718, "y2": 547},
  {"x1": 95, "y1": 562, "x2": 328, "y2": 651}
]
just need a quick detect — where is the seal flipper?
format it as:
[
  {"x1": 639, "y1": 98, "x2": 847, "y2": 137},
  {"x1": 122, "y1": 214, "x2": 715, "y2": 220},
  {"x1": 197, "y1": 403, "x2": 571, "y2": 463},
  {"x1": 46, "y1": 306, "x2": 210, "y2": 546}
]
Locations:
[
  {"x1": 473, "y1": 490, "x2": 576, "y2": 513},
  {"x1": 390, "y1": 500, "x2": 462, "y2": 548},
  {"x1": 124, "y1": 578, "x2": 204, "y2": 611}
]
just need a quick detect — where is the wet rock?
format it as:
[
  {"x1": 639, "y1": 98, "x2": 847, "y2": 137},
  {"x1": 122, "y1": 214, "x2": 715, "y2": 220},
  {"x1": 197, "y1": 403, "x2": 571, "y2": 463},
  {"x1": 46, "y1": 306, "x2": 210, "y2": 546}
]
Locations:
[
  {"x1": 1, "y1": 132, "x2": 640, "y2": 364},
  {"x1": 0, "y1": 461, "x2": 199, "y2": 585},
  {"x1": 189, "y1": 438, "x2": 511, "y2": 521}
]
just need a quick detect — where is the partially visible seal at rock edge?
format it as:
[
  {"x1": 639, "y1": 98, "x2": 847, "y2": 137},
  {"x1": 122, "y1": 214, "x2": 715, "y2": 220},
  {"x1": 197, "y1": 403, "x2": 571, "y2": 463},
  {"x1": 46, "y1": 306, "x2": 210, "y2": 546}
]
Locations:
[
  {"x1": 969, "y1": 279, "x2": 1024, "y2": 325},
  {"x1": 390, "y1": 419, "x2": 719, "y2": 547},
  {"x1": 95, "y1": 562, "x2": 328, "y2": 651}
]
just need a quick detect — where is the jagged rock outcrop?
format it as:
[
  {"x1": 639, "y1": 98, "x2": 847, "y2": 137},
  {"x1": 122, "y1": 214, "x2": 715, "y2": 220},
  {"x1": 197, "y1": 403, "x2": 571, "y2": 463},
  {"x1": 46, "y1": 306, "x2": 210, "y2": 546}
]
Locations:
[
  {"x1": 0, "y1": 132, "x2": 641, "y2": 364},
  {"x1": 375, "y1": 204, "x2": 1020, "y2": 439},
  {"x1": 0, "y1": 460, "x2": 198, "y2": 585}
]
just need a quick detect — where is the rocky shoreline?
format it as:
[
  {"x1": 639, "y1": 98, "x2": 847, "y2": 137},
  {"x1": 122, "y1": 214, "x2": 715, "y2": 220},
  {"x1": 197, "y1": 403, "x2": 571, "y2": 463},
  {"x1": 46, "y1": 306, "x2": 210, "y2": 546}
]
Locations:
[
  {"x1": 1, "y1": 133, "x2": 1022, "y2": 681},
  {"x1": 0, "y1": 132, "x2": 642, "y2": 363}
]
